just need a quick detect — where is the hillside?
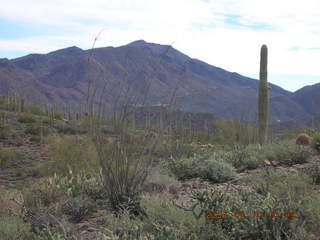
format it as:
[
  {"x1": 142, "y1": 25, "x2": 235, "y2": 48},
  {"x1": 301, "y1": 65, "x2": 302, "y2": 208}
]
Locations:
[
  {"x1": 0, "y1": 40, "x2": 318, "y2": 123},
  {"x1": 292, "y1": 82, "x2": 320, "y2": 117},
  {"x1": 1, "y1": 98, "x2": 320, "y2": 239}
]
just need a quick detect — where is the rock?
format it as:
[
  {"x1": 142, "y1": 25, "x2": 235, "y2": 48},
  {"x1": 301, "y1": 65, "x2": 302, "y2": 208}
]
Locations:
[{"x1": 264, "y1": 160, "x2": 272, "y2": 165}]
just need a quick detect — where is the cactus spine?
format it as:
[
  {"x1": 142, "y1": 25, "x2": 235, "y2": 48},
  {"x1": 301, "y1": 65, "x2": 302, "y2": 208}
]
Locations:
[{"x1": 258, "y1": 44, "x2": 269, "y2": 146}]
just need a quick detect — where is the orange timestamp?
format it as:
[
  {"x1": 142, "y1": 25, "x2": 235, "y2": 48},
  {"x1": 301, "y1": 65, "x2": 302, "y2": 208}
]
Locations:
[{"x1": 205, "y1": 210, "x2": 298, "y2": 220}]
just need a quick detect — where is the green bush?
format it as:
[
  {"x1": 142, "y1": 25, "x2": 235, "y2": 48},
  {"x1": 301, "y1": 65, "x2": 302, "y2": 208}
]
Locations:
[
  {"x1": 214, "y1": 118, "x2": 258, "y2": 146},
  {"x1": 53, "y1": 111, "x2": 63, "y2": 120},
  {"x1": 43, "y1": 136, "x2": 99, "y2": 176},
  {"x1": 244, "y1": 169, "x2": 320, "y2": 236},
  {"x1": 142, "y1": 198, "x2": 206, "y2": 240},
  {"x1": 84, "y1": 176, "x2": 107, "y2": 200},
  {"x1": 266, "y1": 140, "x2": 312, "y2": 165},
  {"x1": 305, "y1": 163, "x2": 320, "y2": 184},
  {"x1": 18, "y1": 113, "x2": 36, "y2": 123},
  {"x1": 177, "y1": 188, "x2": 308, "y2": 240},
  {"x1": 0, "y1": 216, "x2": 34, "y2": 240},
  {"x1": 166, "y1": 156, "x2": 202, "y2": 180},
  {"x1": 312, "y1": 134, "x2": 320, "y2": 154},
  {"x1": 26, "y1": 106, "x2": 44, "y2": 115},
  {"x1": 24, "y1": 171, "x2": 91, "y2": 208},
  {"x1": 245, "y1": 168, "x2": 313, "y2": 199},
  {"x1": 42, "y1": 118, "x2": 51, "y2": 125},
  {"x1": 0, "y1": 124, "x2": 11, "y2": 139},
  {"x1": 154, "y1": 138, "x2": 200, "y2": 159},
  {"x1": 61, "y1": 196, "x2": 95, "y2": 222},
  {"x1": 0, "y1": 150, "x2": 24, "y2": 169},
  {"x1": 23, "y1": 183, "x2": 64, "y2": 210},
  {"x1": 55, "y1": 124, "x2": 87, "y2": 135},
  {"x1": 225, "y1": 145, "x2": 264, "y2": 171},
  {"x1": 201, "y1": 158, "x2": 236, "y2": 183},
  {"x1": 25, "y1": 124, "x2": 49, "y2": 136}
]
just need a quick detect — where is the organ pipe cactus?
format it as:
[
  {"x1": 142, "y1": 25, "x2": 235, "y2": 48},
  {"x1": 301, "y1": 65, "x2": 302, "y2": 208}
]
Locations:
[{"x1": 258, "y1": 45, "x2": 269, "y2": 146}]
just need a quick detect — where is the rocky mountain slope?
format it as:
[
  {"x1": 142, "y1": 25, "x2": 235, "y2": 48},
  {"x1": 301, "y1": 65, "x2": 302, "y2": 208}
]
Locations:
[{"x1": 0, "y1": 40, "x2": 318, "y2": 123}]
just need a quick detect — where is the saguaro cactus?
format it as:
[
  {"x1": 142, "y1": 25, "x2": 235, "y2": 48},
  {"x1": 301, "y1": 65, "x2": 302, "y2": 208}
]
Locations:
[{"x1": 258, "y1": 44, "x2": 269, "y2": 146}]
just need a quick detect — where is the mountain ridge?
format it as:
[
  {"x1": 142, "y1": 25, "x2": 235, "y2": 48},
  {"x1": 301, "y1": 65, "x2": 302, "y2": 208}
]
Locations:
[{"x1": 0, "y1": 40, "x2": 319, "y2": 123}]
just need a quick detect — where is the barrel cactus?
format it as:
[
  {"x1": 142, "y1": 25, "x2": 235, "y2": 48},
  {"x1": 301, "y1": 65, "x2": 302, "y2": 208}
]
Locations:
[{"x1": 296, "y1": 133, "x2": 311, "y2": 146}]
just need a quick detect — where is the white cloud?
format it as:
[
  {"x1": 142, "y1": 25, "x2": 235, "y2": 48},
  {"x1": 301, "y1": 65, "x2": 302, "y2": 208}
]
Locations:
[{"x1": 0, "y1": 0, "x2": 320, "y2": 90}]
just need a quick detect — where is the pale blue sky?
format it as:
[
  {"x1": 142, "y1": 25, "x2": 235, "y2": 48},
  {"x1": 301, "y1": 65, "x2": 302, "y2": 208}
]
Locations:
[{"x1": 1, "y1": 0, "x2": 319, "y2": 92}]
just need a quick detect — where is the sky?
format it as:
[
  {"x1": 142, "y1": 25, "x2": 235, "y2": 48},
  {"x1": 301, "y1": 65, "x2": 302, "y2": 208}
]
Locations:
[{"x1": 0, "y1": 0, "x2": 319, "y2": 92}]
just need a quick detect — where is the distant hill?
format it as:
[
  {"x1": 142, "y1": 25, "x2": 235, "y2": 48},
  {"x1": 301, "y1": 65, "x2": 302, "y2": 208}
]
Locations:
[
  {"x1": 292, "y1": 82, "x2": 320, "y2": 117},
  {"x1": 0, "y1": 40, "x2": 318, "y2": 123}
]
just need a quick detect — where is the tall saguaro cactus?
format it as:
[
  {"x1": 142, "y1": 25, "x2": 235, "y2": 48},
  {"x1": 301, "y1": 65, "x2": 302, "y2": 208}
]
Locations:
[{"x1": 258, "y1": 44, "x2": 269, "y2": 146}]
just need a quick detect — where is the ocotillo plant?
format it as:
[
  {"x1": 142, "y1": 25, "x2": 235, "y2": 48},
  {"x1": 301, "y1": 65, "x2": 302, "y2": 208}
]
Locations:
[{"x1": 258, "y1": 44, "x2": 269, "y2": 146}]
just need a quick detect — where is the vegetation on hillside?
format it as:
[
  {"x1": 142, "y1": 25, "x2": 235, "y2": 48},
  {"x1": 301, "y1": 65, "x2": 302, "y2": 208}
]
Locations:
[{"x1": 0, "y1": 94, "x2": 319, "y2": 239}]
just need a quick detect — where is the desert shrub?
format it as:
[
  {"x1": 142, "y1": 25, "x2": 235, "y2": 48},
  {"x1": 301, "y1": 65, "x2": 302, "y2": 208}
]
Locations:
[
  {"x1": 29, "y1": 136, "x2": 42, "y2": 144},
  {"x1": 27, "y1": 171, "x2": 89, "y2": 204},
  {"x1": 143, "y1": 167, "x2": 180, "y2": 195},
  {"x1": 266, "y1": 140, "x2": 312, "y2": 165},
  {"x1": 52, "y1": 111, "x2": 63, "y2": 120},
  {"x1": 142, "y1": 182, "x2": 167, "y2": 194},
  {"x1": 0, "y1": 124, "x2": 11, "y2": 139},
  {"x1": 142, "y1": 197, "x2": 206, "y2": 239},
  {"x1": 153, "y1": 138, "x2": 200, "y2": 159},
  {"x1": 281, "y1": 127, "x2": 317, "y2": 140},
  {"x1": 305, "y1": 163, "x2": 320, "y2": 184},
  {"x1": 98, "y1": 211, "x2": 145, "y2": 239},
  {"x1": 36, "y1": 169, "x2": 105, "y2": 202},
  {"x1": 83, "y1": 173, "x2": 107, "y2": 200},
  {"x1": 43, "y1": 136, "x2": 98, "y2": 176},
  {"x1": 214, "y1": 119, "x2": 237, "y2": 145},
  {"x1": 99, "y1": 197, "x2": 207, "y2": 240},
  {"x1": 61, "y1": 196, "x2": 94, "y2": 222},
  {"x1": 165, "y1": 156, "x2": 202, "y2": 180},
  {"x1": 25, "y1": 124, "x2": 49, "y2": 136},
  {"x1": 245, "y1": 168, "x2": 313, "y2": 201},
  {"x1": 0, "y1": 216, "x2": 34, "y2": 240},
  {"x1": 55, "y1": 123, "x2": 87, "y2": 135},
  {"x1": 214, "y1": 118, "x2": 258, "y2": 146},
  {"x1": 201, "y1": 157, "x2": 236, "y2": 183},
  {"x1": 42, "y1": 118, "x2": 51, "y2": 125},
  {"x1": 311, "y1": 134, "x2": 320, "y2": 154},
  {"x1": 245, "y1": 169, "x2": 320, "y2": 236},
  {"x1": 0, "y1": 149, "x2": 24, "y2": 169},
  {"x1": 224, "y1": 144, "x2": 265, "y2": 171},
  {"x1": 177, "y1": 188, "x2": 308, "y2": 240},
  {"x1": 300, "y1": 192, "x2": 320, "y2": 235},
  {"x1": 27, "y1": 106, "x2": 44, "y2": 115},
  {"x1": 18, "y1": 113, "x2": 36, "y2": 123},
  {"x1": 93, "y1": 127, "x2": 155, "y2": 216},
  {"x1": 25, "y1": 126, "x2": 40, "y2": 135},
  {"x1": 23, "y1": 182, "x2": 64, "y2": 210},
  {"x1": 0, "y1": 187, "x2": 24, "y2": 216},
  {"x1": 36, "y1": 226, "x2": 75, "y2": 240},
  {"x1": 146, "y1": 167, "x2": 180, "y2": 186},
  {"x1": 13, "y1": 135, "x2": 24, "y2": 146}
]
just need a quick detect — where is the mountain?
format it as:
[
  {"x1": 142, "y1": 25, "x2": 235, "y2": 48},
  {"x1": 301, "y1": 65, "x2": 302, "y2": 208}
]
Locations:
[
  {"x1": 0, "y1": 40, "x2": 318, "y2": 123},
  {"x1": 292, "y1": 82, "x2": 320, "y2": 117}
]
